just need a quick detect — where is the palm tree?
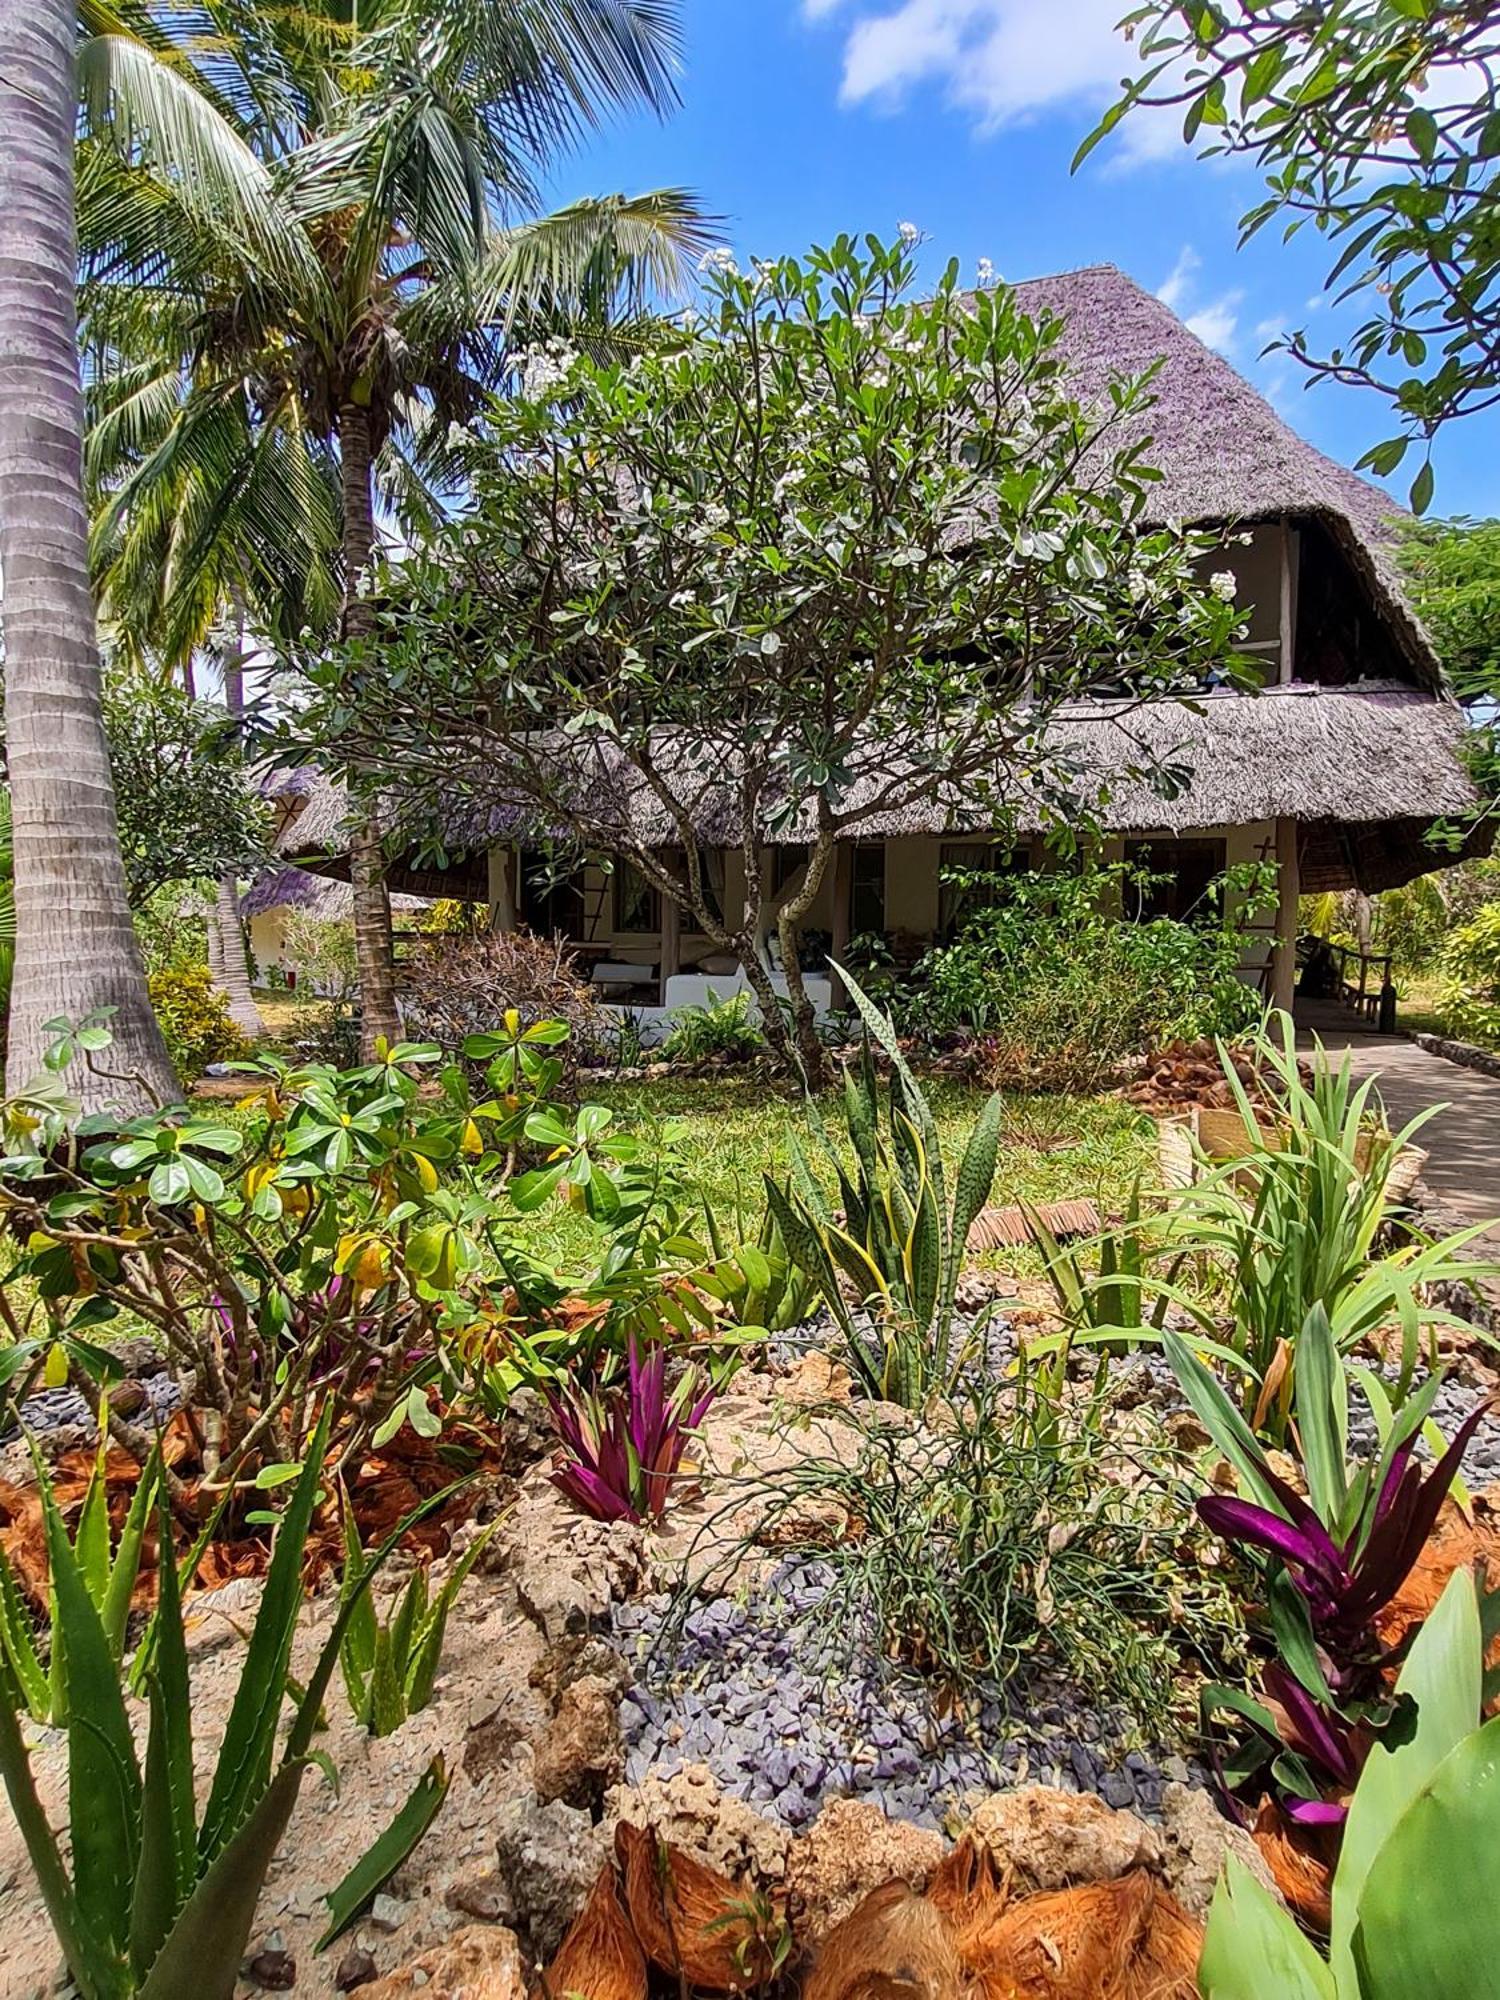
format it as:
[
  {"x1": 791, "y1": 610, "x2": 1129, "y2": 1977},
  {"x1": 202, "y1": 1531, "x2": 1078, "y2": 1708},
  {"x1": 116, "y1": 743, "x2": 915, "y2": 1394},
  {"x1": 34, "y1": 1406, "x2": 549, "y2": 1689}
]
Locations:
[
  {"x1": 79, "y1": 0, "x2": 712, "y2": 1053},
  {"x1": 0, "y1": 0, "x2": 178, "y2": 1110}
]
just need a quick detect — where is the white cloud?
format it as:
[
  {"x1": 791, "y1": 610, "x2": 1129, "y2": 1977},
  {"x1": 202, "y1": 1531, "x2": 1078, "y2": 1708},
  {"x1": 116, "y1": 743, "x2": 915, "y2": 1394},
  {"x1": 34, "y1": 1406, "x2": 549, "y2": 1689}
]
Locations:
[
  {"x1": 1156, "y1": 246, "x2": 1200, "y2": 314},
  {"x1": 1155, "y1": 244, "x2": 1241, "y2": 357},
  {"x1": 805, "y1": 0, "x2": 1191, "y2": 163}
]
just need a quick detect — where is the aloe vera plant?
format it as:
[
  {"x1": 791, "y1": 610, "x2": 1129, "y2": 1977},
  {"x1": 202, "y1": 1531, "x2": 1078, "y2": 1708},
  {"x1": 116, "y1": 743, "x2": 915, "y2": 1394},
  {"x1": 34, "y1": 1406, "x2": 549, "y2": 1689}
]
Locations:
[
  {"x1": 0, "y1": 1408, "x2": 447, "y2": 2000},
  {"x1": 338, "y1": 1502, "x2": 496, "y2": 1736},
  {"x1": 0, "y1": 1433, "x2": 159, "y2": 1724},
  {"x1": 1199, "y1": 1568, "x2": 1500, "y2": 1999},
  {"x1": 765, "y1": 970, "x2": 1002, "y2": 1406}
]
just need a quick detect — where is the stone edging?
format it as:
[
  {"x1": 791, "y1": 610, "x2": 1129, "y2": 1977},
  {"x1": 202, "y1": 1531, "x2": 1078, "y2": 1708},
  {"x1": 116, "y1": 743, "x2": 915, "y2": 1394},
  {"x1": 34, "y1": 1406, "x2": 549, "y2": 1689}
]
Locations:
[{"x1": 1410, "y1": 1031, "x2": 1500, "y2": 1081}]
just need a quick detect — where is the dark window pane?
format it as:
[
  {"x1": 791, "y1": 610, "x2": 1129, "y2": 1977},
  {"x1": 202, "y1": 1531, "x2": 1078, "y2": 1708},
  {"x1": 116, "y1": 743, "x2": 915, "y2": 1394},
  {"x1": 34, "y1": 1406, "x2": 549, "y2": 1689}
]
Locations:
[
  {"x1": 850, "y1": 842, "x2": 886, "y2": 937},
  {"x1": 615, "y1": 859, "x2": 660, "y2": 933},
  {"x1": 1123, "y1": 839, "x2": 1227, "y2": 923}
]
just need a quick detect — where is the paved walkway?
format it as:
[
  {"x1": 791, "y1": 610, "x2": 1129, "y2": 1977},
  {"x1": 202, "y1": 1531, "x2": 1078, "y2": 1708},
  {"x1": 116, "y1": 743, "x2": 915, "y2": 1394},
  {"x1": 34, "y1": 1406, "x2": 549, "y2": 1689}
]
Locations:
[{"x1": 1296, "y1": 1000, "x2": 1500, "y2": 1243}]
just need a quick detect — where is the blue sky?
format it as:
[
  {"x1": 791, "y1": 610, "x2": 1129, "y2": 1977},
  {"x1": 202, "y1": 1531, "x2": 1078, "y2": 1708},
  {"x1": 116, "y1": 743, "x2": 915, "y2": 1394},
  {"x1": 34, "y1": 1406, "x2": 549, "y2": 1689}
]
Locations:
[{"x1": 549, "y1": 0, "x2": 1498, "y2": 519}]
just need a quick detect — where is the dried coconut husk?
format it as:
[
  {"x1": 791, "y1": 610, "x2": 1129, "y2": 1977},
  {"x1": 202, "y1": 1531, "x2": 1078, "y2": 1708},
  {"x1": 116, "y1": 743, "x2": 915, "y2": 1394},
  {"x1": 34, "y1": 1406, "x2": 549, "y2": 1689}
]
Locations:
[
  {"x1": 539, "y1": 1862, "x2": 646, "y2": 2000},
  {"x1": 802, "y1": 1881, "x2": 967, "y2": 2000},
  {"x1": 924, "y1": 1836, "x2": 1011, "y2": 1943},
  {"x1": 1375, "y1": 1496, "x2": 1500, "y2": 1674},
  {"x1": 958, "y1": 1868, "x2": 1199, "y2": 2000},
  {"x1": 1250, "y1": 1803, "x2": 1332, "y2": 1934},
  {"x1": 614, "y1": 1821, "x2": 774, "y2": 1991}
]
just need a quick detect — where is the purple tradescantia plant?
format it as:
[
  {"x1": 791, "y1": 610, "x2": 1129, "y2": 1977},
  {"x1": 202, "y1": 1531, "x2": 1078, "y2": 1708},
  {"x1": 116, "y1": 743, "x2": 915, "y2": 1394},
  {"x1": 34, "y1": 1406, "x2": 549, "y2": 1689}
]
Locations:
[
  {"x1": 547, "y1": 1334, "x2": 716, "y2": 1525},
  {"x1": 1167, "y1": 1310, "x2": 1492, "y2": 1827}
]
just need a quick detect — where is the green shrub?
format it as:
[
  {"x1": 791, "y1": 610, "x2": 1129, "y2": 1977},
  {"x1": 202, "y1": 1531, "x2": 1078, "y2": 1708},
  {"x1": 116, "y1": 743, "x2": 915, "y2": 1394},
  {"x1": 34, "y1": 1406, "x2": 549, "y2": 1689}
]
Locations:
[
  {"x1": 660, "y1": 989, "x2": 765, "y2": 1064},
  {"x1": 147, "y1": 965, "x2": 250, "y2": 1077},
  {"x1": 1198, "y1": 1569, "x2": 1498, "y2": 2000},
  {"x1": 915, "y1": 861, "x2": 1269, "y2": 1089},
  {"x1": 687, "y1": 1364, "x2": 1245, "y2": 1731},
  {"x1": 1436, "y1": 900, "x2": 1500, "y2": 1045}
]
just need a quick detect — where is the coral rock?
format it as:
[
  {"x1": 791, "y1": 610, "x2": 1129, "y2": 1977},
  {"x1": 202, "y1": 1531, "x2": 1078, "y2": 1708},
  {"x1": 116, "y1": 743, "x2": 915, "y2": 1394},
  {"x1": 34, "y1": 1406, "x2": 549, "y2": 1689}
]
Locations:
[
  {"x1": 490, "y1": 1790, "x2": 608, "y2": 1959},
  {"x1": 533, "y1": 1674, "x2": 625, "y2": 1809},
  {"x1": 356, "y1": 1924, "x2": 526, "y2": 2000},
  {"x1": 803, "y1": 1881, "x2": 966, "y2": 2000},
  {"x1": 607, "y1": 1763, "x2": 792, "y2": 1886},
  {"x1": 1159, "y1": 1783, "x2": 1280, "y2": 1918},
  {"x1": 505, "y1": 1476, "x2": 647, "y2": 1644},
  {"x1": 786, "y1": 1799, "x2": 947, "y2": 1943},
  {"x1": 962, "y1": 1784, "x2": 1162, "y2": 1893}
]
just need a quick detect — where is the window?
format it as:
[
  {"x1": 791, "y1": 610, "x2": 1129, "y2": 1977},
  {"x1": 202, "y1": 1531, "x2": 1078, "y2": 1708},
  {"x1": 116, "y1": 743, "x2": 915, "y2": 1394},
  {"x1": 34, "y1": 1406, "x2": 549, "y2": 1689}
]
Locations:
[
  {"x1": 939, "y1": 841, "x2": 1029, "y2": 938},
  {"x1": 520, "y1": 850, "x2": 585, "y2": 938},
  {"x1": 772, "y1": 845, "x2": 809, "y2": 898},
  {"x1": 614, "y1": 859, "x2": 660, "y2": 934},
  {"x1": 850, "y1": 843, "x2": 886, "y2": 938},
  {"x1": 1123, "y1": 839, "x2": 1227, "y2": 924}
]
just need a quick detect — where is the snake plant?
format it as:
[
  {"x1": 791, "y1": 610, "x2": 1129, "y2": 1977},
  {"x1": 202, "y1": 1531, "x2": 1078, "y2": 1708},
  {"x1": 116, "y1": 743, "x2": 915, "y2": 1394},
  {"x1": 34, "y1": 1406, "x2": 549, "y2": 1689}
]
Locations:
[
  {"x1": 765, "y1": 969, "x2": 1001, "y2": 1406},
  {"x1": 0, "y1": 1407, "x2": 447, "y2": 1999}
]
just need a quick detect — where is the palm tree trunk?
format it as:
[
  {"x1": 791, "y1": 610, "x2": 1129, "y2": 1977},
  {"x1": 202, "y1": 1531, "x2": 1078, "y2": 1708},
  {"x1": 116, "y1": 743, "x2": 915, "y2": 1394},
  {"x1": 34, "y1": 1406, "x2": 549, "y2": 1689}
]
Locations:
[
  {"x1": 338, "y1": 400, "x2": 400, "y2": 1056},
  {"x1": 0, "y1": 0, "x2": 178, "y2": 1112},
  {"x1": 213, "y1": 630, "x2": 263, "y2": 1036}
]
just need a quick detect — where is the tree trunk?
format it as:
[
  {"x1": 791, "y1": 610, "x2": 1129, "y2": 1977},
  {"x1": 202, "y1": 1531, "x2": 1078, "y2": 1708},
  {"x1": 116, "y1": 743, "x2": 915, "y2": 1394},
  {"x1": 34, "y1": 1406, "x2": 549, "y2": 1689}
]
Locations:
[
  {"x1": 0, "y1": 0, "x2": 178, "y2": 1112},
  {"x1": 212, "y1": 631, "x2": 264, "y2": 1036},
  {"x1": 337, "y1": 401, "x2": 400, "y2": 1056}
]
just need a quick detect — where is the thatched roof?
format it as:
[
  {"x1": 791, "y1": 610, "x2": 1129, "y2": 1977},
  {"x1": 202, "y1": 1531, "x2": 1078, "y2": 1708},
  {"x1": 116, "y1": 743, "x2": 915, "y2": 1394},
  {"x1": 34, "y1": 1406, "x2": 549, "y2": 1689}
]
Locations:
[
  {"x1": 272, "y1": 683, "x2": 1483, "y2": 897},
  {"x1": 241, "y1": 862, "x2": 429, "y2": 920},
  {"x1": 1004, "y1": 265, "x2": 1439, "y2": 690}
]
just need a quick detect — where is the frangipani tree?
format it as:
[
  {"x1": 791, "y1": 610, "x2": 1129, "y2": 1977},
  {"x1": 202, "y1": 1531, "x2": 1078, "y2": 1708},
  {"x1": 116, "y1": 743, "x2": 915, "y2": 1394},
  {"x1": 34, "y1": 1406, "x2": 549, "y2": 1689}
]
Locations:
[
  {"x1": 285, "y1": 231, "x2": 1249, "y2": 1078},
  {"x1": 77, "y1": 0, "x2": 713, "y2": 1052}
]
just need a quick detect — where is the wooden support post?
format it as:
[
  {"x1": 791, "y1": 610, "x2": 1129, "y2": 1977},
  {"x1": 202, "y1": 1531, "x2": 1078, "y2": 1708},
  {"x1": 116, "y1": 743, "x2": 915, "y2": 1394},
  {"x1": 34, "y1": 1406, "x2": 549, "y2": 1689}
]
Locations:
[
  {"x1": 1272, "y1": 817, "x2": 1300, "y2": 1017},
  {"x1": 659, "y1": 869, "x2": 682, "y2": 990},
  {"x1": 829, "y1": 841, "x2": 852, "y2": 1004},
  {"x1": 1278, "y1": 515, "x2": 1298, "y2": 685},
  {"x1": 487, "y1": 846, "x2": 516, "y2": 931}
]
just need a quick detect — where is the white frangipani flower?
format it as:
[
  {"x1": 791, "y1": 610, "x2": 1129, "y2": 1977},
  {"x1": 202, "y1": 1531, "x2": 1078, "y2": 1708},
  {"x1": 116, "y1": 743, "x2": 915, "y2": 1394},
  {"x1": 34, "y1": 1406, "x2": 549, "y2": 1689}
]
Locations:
[
  {"x1": 1210, "y1": 569, "x2": 1238, "y2": 602},
  {"x1": 976, "y1": 257, "x2": 996, "y2": 286},
  {"x1": 897, "y1": 220, "x2": 920, "y2": 246},
  {"x1": 698, "y1": 245, "x2": 739, "y2": 277}
]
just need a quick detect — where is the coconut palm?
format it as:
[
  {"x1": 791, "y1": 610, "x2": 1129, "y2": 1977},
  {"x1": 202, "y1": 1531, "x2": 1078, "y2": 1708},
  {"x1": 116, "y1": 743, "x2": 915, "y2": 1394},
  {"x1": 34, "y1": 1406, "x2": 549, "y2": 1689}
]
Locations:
[
  {"x1": 78, "y1": 0, "x2": 712, "y2": 1052},
  {"x1": 0, "y1": 0, "x2": 178, "y2": 1111}
]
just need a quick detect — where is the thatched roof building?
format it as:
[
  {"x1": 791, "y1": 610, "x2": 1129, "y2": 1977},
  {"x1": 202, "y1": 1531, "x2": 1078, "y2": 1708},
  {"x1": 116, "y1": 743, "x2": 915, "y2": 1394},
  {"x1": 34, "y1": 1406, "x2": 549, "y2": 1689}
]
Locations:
[{"x1": 268, "y1": 263, "x2": 1486, "y2": 1013}]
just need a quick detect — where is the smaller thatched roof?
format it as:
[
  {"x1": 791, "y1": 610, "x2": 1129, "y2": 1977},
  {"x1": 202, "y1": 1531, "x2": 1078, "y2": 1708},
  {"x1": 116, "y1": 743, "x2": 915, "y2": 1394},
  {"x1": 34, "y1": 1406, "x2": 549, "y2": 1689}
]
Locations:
[{"x1": 241, "y1": 863, "x2": 428, "y2": 920}]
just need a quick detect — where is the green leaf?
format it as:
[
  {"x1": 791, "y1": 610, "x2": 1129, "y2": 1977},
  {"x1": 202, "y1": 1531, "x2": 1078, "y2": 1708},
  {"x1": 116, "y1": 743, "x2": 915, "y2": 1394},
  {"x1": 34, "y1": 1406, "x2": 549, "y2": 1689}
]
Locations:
[
  {"x1": 1199, "y1": 1853, "x2": 1335, "y2": 2000},
  {"x1": 131, "y1": 1496, "x2": 196, "y2": 1981},
  {"x1": 101, "y1": 1448, "x2": 160, "y2": 1661},
  {"x1": 0, "y1": 1542, "x2": 50, "y2": 1721},
  {"x1": 42, "y1": 1465, "x2": 141, "y2": 1962},
  {"x1": 1354, "y1": 1716, "x2": 1500, "y2": 1998},
  {"x1": 147, "y1": 1157, "x2": 192, "y2": 1206},
  {"x1": 1294, "y1": 1304, "x2": 1346, "y2": 1526},
  {"x1": 198, "y1": 1404, "x2": 331, "y2": 1859},
  {"x1": 1330, "y1": 1567, "x2": 1482, "y2": 1993},
  {"x1": 0, "y1": 1696, "x2": 124, "y2": 2000},
  {"x1": 137, "y1": 1762, "x2": 306, "y2": 2000},
  {"x1": 1410, "y1": 459, "x2": 1436, "y2": 515},
  {"x1": 314, "y1": 1757, "x2": 451, "y2": 1953}
]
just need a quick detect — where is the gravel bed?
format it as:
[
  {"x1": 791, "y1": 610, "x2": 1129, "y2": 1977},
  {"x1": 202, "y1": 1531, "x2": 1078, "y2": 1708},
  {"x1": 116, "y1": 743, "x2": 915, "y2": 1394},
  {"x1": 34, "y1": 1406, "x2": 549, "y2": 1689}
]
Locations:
[
  {"x1": 0, "y1": 1371, "x2": 182, "y2": 1445},
  {"x1": 610, "y1": 1557, "x2": 1202, "y2": 1833}
]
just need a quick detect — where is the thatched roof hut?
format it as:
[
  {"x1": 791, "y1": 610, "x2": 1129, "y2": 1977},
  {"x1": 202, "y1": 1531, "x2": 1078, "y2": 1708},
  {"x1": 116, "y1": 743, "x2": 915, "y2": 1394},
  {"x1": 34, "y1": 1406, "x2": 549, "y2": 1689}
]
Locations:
[{"x1": 270, "y1": 264, "x2": 1484, "y2": 908}]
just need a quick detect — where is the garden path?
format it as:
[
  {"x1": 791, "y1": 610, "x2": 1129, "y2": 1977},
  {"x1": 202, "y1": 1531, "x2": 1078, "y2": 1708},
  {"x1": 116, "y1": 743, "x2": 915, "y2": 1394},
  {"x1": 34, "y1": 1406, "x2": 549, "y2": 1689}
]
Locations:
[{"x1": 1297, "y1": 1001, "x2": 1500, "y2": 1247}]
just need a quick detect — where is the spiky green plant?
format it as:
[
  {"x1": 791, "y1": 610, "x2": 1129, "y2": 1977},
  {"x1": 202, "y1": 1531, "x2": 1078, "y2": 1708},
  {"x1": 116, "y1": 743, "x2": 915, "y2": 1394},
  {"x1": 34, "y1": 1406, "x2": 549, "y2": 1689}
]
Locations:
[
  {"x1": 0, "y1": 1432, "x2": 158, "y2": 1725},
  {"x1": 0, "y1": 1408, "x2": 446, "y2": 2000},
  {"x1": 765, "y1": 970, "x2": 1001, "y2": 1406},
  {"x1": 338, "y1": 1504, "x2": 495, "y2": 1737}
]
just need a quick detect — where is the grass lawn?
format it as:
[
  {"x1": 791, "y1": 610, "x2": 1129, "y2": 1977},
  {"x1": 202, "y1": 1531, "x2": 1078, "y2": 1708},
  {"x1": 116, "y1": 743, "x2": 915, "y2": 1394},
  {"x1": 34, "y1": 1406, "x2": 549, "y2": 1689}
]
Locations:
[{"x1": 510, "y1": 1072, "x2": 1159, "y2": 1271}]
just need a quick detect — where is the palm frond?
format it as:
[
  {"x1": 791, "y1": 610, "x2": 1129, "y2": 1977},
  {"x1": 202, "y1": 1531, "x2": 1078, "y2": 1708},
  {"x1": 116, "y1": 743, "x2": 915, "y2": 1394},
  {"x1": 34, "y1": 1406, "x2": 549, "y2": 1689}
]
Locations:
[{"x1": 472, "y1": 188, "x2": 716, "y2": 325}]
